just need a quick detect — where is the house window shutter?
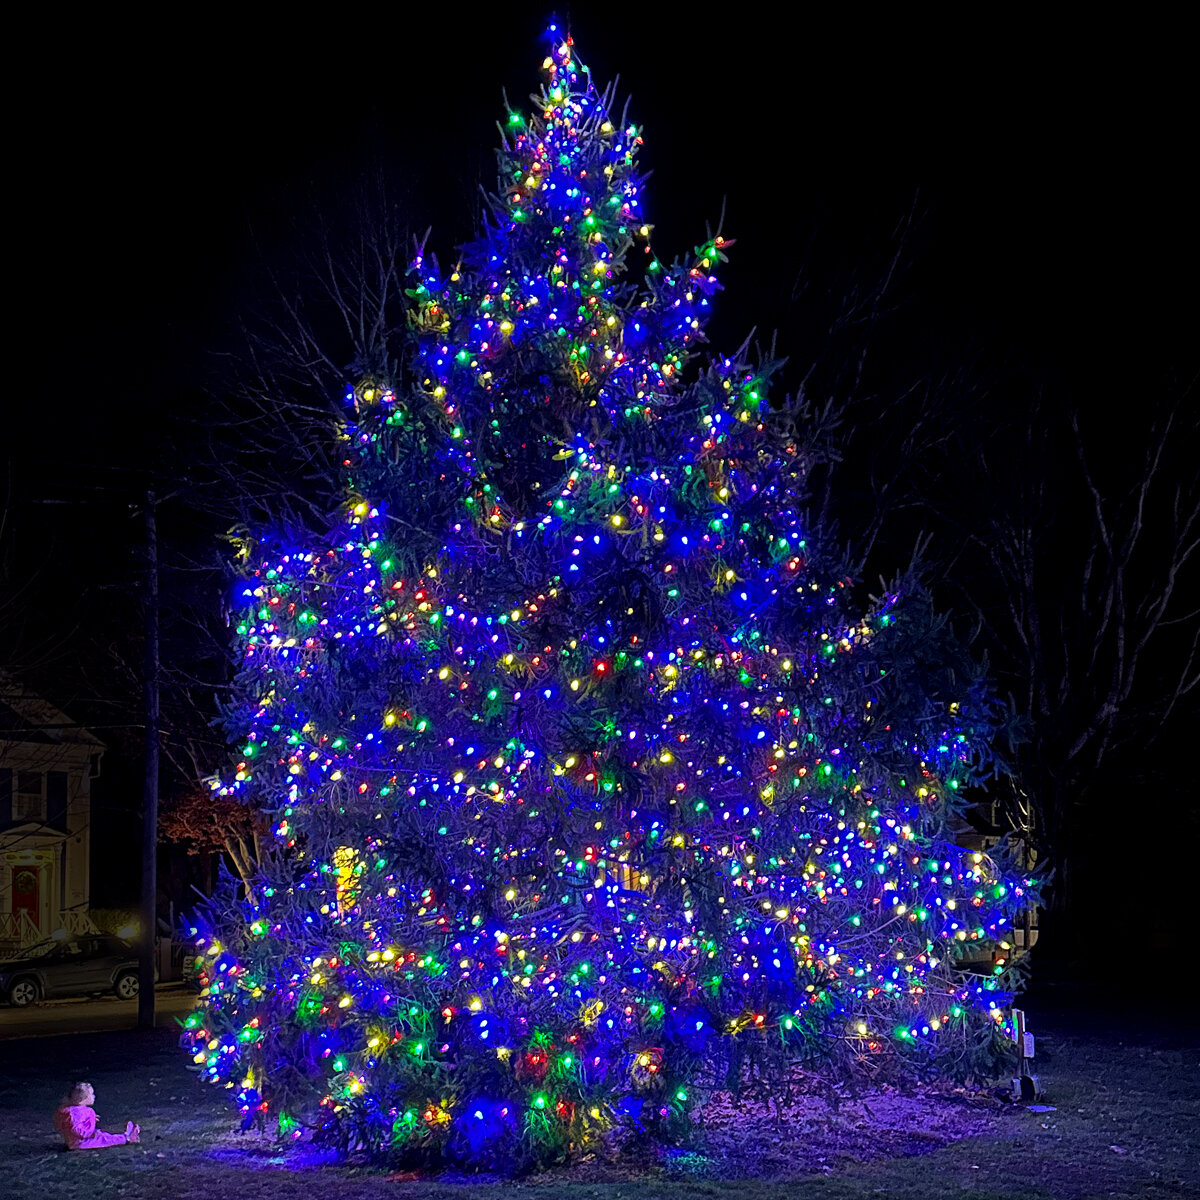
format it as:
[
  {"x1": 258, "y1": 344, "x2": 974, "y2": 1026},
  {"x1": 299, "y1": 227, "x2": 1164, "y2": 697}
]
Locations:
[
  {"x1": 0, "y1": 768, "x2": 11, "y2": 825},
  {"x1": 47, "y1": 771, "x2": 69, "y2": 829}
]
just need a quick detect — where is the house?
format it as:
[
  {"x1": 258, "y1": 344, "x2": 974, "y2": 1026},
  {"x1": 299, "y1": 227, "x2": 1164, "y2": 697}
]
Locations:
[{"x1": 0, "y1": 675, "x2": 105, "y2": 950}]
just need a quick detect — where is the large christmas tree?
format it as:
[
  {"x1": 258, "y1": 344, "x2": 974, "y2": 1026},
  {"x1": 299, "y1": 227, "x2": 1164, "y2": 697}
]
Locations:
[{"x1": 184, "y1": 34, "x2": 1035, "y2": 1167}]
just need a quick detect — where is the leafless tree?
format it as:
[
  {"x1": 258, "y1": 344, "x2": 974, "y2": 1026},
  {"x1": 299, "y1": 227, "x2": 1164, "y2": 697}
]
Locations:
[
  {"x1": 172, "y1": 164, "x2": 417, "y2": 533},
  {"x1": 962, "y1": 388, "x2": 1198, "y2": 889},
  {"x1": 822, "y1": 361, "x2": 1200, "y2": 935}
]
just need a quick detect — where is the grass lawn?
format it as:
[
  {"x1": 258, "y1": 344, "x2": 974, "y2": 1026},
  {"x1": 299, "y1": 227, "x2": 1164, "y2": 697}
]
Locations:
[{"x1": 1, "y1": 1000, "x2": 1196, "y2": 1200}]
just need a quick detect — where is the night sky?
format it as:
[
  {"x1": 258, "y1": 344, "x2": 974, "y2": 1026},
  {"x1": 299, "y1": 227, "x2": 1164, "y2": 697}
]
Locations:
[
  {"x1": 17, "y1": 10, "x2": 1195, "y2": 456},
  {"x1": 7, "y1": 10, "x2": 1195, "y2": 907}
]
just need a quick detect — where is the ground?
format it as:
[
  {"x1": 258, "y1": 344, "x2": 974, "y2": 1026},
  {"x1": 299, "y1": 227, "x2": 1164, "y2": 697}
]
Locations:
[
  {"x1": 0, "y1": 983, "x2": 194, "y2": 1040},
  {"x1": 0, "y1": 994, "x2": 1196, "y2": 1200}
]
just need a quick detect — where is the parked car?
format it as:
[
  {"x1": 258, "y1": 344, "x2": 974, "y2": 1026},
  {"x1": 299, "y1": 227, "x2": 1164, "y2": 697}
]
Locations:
[{"x1": 0, "y1": 934, "x2": 141, "y2": 1007}]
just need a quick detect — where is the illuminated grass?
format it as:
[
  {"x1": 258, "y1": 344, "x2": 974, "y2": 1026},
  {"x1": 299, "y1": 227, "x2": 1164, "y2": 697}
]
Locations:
[{"x1": 1, "y1": 1010, "x2": 1195, "y2": 1200}]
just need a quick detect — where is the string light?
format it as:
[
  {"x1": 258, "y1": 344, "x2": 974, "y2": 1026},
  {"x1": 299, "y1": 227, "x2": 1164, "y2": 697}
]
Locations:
[{"x1": 183, "y1": 30, "x2": 1035, "y2": 1168}]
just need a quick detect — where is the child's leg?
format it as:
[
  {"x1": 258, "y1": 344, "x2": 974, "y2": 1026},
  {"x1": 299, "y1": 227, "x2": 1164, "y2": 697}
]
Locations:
[{"x1": 73, "y1": 1129, "x2": 128, "y2": 1149}]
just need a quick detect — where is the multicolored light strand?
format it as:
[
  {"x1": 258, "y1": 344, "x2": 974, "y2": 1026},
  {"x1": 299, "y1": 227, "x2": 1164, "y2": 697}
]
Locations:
[{"x1": 183, "y1": 32, "x2": 1035, "y2": 1168}]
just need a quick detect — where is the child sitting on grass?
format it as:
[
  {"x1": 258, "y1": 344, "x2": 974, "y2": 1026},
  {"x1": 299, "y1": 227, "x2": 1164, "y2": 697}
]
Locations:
[{"x1": 54, "y1": 1082, "x2": 140, "y2": 1150}]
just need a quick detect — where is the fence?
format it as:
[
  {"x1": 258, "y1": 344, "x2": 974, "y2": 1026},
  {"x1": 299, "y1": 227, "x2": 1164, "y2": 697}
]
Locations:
[{"x1": 0, "y1": 909, "x2": 99, "y2": 951}]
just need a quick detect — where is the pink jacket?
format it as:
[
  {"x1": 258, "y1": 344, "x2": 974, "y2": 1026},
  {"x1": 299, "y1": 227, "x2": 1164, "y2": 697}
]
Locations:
[{"x1": 54, "y1": 1104, "x2": 128, "y2": 1150}]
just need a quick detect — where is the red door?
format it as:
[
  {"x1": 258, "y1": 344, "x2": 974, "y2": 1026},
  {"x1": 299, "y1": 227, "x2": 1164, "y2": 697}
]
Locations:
[{"x1": 11, "y1": 867, "x2": 40, "y2": 933}]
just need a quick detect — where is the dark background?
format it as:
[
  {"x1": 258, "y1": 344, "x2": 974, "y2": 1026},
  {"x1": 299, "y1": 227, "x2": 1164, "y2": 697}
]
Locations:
[{"x1": 6, "y1": 10, "x2": 1195, "y2": 937}]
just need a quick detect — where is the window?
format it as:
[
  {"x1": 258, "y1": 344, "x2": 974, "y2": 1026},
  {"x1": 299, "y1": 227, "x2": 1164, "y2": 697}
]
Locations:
[{"x1": 14, "y1": 772, "x2": 44, "y2": 822}]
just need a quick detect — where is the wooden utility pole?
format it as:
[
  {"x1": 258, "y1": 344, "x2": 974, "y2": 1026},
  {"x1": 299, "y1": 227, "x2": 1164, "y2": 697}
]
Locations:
[{"x1": 138, "y1": 491, "x2": 159, "y2": 1030}]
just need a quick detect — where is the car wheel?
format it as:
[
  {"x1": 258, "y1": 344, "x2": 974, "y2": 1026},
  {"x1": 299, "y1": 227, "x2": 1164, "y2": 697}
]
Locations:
[
  {"x1": 8, "y1": 977, "x2": 39, "y2": 1007},
  {"x1": 114, "y1": 971, "x2": 139, "y2": 1001}
]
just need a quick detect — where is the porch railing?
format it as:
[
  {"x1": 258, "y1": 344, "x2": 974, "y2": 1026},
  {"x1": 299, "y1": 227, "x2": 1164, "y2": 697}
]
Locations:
[
  {"x1": 0, "y1": 910, "x2": 40, "y2": 948},
  {"x1": 0, "y1": 909, "x2": 98, "y2": 950}
]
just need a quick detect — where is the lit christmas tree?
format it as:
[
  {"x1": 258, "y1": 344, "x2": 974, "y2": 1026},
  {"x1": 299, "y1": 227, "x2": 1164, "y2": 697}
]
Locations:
[{"x1": 183, "y1": 32, "x2": 1035, "y2": 1167}]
